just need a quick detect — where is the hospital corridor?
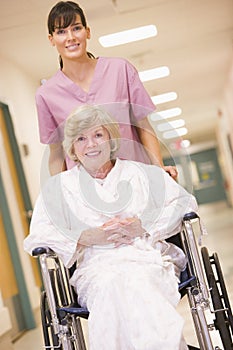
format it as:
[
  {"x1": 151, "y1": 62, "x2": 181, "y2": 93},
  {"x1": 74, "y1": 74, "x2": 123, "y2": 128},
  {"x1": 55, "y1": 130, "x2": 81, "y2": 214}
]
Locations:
[{"x1": 1, "y1": 0, "x2": 233, "y2": 349}]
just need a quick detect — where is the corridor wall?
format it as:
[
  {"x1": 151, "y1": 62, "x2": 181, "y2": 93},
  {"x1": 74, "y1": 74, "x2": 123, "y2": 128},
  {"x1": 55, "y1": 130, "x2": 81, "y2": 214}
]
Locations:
[
  {"x1": 217, "y1": 56, "x2": 233, "y2": 206},
  {"x1": 0, "y1": 56, "x2": 43, "y2": 347}
]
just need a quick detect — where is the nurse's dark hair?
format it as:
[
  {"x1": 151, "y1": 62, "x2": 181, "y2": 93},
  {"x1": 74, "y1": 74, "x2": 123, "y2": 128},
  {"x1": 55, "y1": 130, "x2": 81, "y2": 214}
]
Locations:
[{"x1": 48, "y1": 1, "x2": 95, "y2": 68}]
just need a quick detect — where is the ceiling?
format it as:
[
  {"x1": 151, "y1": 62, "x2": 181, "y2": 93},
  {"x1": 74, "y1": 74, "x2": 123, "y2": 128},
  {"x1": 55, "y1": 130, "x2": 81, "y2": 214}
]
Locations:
[{"x1": 1, "y1": 0, "x2": 233, "y2": 150}]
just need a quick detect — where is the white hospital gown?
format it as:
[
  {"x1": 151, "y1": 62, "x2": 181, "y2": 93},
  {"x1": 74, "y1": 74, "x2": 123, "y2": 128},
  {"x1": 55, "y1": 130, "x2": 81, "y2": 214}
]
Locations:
[{"x1": 24, "y1": 159, "x2": 198, "y2": 350}]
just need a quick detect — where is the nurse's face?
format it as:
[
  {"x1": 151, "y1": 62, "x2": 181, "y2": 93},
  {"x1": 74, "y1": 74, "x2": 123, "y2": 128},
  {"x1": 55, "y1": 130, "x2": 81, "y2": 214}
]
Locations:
[
  {"x1": 49, "y1": 14, "x2": 90, "y2": 61},
  {"x1": 73, "y1": 125, "x2": 112, "y2": 174}
]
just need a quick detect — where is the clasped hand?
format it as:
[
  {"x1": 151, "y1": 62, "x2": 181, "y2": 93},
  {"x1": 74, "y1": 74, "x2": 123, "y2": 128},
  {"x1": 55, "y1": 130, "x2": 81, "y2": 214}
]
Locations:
[
  {"x1": 80, "y1": 217, "x2": 146, "y2": 247},
  {"x1": 103, "y1": 217, "x2": 146, "y2": 247}
]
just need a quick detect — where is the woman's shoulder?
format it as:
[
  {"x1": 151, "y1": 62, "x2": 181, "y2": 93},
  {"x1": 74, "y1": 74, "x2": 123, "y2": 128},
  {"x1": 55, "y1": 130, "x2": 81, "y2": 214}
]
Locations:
[
  {"x1": 117, "y1": 158, "x2": 160, "y2": 175},
  {"x1": 42, "y1": 166, "x2": 79, "y2": 191},
  {"x1": 120, "y1": 159, "x2": 170, "y2": 182},
  {"x1": 36, "y1": 70, "x2": 63, "y2": 96},
  {"x1": 118, "y1": 158, "x2": 161, "y2": 171},
  {"x1": 99, "y1": 56, "x2": 135, "y2": 70}
]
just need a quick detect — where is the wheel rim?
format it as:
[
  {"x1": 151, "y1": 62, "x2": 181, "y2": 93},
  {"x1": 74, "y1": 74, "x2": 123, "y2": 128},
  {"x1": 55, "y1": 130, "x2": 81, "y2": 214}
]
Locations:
[
  {"x1": 201, "y1": 247, "x2": 233, "y2": 349},
  {"x1": 212, "y1": 252, "x2": 233, "y2": 330}
]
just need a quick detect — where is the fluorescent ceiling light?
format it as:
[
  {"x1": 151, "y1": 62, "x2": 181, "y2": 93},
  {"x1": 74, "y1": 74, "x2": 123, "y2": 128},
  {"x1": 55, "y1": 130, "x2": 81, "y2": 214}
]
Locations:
[
  {"x1": 180, "y1": 139, "x2": 191, "y2": 148},
  {"x1": 150, "y1": 107, "x2": 182, "y2": 121},
  {"x1": 99, "y1": 24, "x2": 157, "y2": 47},
  {"x1": 157, "y1": 119, "x2": 185, "y2": 132},
  {"x1": 163, "y1": 127, "x2": 188, "y2": 139},
  {"x1": 151, "y1": 92, "x2": 177, "y2": 105},
  {"x1": 139, "y1": 66, "x2": 170, "y2": 82}
]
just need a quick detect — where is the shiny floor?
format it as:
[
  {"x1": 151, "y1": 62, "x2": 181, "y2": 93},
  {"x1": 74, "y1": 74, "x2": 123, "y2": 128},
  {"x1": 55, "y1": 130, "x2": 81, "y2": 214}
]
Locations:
[{"x1": 13, "y1": 200, "x2": 233, "y2": 350}]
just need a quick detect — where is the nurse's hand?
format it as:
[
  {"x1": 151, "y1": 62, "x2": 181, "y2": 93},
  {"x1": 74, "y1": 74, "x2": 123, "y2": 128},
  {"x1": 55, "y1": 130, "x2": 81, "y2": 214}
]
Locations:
[{"x1": 163, "y1": 165, "x2": 178, "y2": 180}]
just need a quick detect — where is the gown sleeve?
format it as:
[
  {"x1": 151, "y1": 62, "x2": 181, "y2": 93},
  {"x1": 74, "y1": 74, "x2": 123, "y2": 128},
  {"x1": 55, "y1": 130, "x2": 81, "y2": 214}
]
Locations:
[
  {"x1": 24, "y1": 175, "x2": 89, "y2": 267},
  {"x1": 139, "y1": 164, "x2": 199, "y2": 241},
  {"x1": 24, "y1": 194, "x2": 78, "y2": 267}
]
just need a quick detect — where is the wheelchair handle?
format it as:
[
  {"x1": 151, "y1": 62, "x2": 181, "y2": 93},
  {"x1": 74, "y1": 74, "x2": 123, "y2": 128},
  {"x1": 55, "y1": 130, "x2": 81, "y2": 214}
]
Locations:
[
  {"x1": 32, "y1": 246, "x2": 51, "y2": 256},
  {"x1": 183, "y1": 212, "x2": 199, "y2": 221}
]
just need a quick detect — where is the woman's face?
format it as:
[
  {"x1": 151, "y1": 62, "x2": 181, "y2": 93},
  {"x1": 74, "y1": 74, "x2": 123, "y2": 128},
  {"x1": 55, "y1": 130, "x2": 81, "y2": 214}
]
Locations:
[
  {"x1": 73, "y1": 125, "x2": 112, "y2": 173},
  {"x1": 49, "y1": 14, "x2": 90, "y2": 61}
]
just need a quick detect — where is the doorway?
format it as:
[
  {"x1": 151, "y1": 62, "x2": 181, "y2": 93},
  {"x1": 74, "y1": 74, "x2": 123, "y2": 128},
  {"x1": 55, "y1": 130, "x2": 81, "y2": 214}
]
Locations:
[{"x1": 0, "y1": 102, "x2": 40, "y2": 340}]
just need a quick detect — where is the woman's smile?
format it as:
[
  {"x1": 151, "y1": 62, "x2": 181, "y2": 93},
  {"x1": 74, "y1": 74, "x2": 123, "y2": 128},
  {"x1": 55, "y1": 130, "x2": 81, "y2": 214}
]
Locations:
[
  {"x1": 85, "y1": 150, "x2": 101, "y2": 157},
  {"x1": 66, "y1": 43, "x2": 80, "y2": 51}
]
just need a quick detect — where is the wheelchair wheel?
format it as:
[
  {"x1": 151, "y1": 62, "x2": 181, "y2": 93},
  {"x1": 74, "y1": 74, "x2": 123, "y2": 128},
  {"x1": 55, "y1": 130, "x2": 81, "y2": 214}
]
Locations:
[
  {"x1": 41, "y1": 291, "x2": 62, "y2": 349},
  {"x1": 201, "y1": 247, "x2": 233, "y2": 349}
]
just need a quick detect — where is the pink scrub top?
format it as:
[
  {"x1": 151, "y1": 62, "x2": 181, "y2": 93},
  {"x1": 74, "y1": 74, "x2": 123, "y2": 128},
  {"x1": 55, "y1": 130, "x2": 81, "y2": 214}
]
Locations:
[{"x1": 36, "y1": 57, "x2": 156, "y2": 167}]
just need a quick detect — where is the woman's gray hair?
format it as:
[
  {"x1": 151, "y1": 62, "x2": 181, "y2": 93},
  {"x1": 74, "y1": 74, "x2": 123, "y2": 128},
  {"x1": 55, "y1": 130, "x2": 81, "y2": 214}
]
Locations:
[{"x1": 63, "y1": 105, "x2": 121, "y2": 162}]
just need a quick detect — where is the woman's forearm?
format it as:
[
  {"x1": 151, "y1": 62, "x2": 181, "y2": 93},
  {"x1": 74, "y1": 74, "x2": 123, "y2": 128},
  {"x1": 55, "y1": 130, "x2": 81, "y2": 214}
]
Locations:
[
  {"x1": 136, "y1": 117, "x2": 164, "y2": 166},
  {"x1": 49, "y1": 143, "x2": 67, "y2": 175},
  {"x1": 136, "y1": 117, "x2": 178, "y2": 179}
]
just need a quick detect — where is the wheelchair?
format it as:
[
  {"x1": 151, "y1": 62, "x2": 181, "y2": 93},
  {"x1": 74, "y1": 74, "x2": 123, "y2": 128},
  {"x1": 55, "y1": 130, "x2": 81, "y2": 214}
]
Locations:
[{"x1": 32, "y1": 212, "x2": 233, "y2": 350}]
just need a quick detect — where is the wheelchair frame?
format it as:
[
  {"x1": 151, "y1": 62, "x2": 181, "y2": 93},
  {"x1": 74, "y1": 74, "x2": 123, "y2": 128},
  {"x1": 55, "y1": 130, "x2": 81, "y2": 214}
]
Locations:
[{"x1": 32, "y1": 212, "x2": 233, "y2": 350}]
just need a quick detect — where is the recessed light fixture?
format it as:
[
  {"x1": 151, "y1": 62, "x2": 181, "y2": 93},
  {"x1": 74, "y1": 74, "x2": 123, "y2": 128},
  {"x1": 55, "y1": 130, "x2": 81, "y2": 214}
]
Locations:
[
  {"x1": 157, "y1": 119, "x2": 185, "y2": 132},
  {"x1": 163, "y1": 127, "x2": 188, "y2": 139},
  {"x1": 151, "y1": 92, "x2": 177, "y2": 105},
  {"x1": 99, "y1": 24, "x2": 157, "y2": 47},
  {"x1": 150, "y1": 107, "x2": 182, "y2": 121},
  {"x1": 139, "y1": 66, "x2": 170, "y2": 82},
  {"x1": 180, "y1": 139, "x2": 191, "y2": 148}
]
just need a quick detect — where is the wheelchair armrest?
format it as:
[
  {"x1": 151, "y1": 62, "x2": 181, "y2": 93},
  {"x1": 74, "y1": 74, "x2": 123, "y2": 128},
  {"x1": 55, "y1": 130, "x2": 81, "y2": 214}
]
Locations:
[
  {"x1": 183, "y1": 212, "x2": 199, "y2": 221},
  {"x1": 32, "y1": 247, "x2": 54, "y2": 257}
]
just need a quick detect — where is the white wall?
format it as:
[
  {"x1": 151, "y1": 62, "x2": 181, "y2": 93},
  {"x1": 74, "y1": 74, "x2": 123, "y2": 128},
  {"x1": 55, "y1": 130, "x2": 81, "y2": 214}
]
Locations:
[
  {"x1": 0, "y1": 56, "x2": 46, "y2": 204},
  {"x1": 217, "y1": 56, "x2": 233, "y2": 206},
  {"x1": 225, "y1": 60, "x2": 233, "y2": 134}
]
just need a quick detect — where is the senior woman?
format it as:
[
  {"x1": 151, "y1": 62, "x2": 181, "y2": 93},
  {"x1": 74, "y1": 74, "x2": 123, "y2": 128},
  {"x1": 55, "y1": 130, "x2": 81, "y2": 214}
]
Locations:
[{"x1": 24, "y1": 105, "x2": 198, "y2": 350}]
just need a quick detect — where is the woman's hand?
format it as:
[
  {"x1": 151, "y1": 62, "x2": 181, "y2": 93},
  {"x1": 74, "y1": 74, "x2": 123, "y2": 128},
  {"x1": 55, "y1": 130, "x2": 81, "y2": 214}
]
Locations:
[
  {"x1": 78, "y1": 227, "x2": 112, "y2": 247},
  {"x1": 79, "y1": 217, "x2": 146, "y2": 247},
  {"x1": 102, "y1": 217, "x2": 146, "y2": 247},
  {"x1": 163, "y1": 165, "x2": 178, "y2": 180}
]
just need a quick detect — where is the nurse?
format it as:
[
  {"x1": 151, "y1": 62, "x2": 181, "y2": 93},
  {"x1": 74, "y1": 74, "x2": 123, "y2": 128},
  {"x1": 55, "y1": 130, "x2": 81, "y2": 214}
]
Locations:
[{"x1": 36, "y1": 1, "x2": 178, "y2": 178}]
